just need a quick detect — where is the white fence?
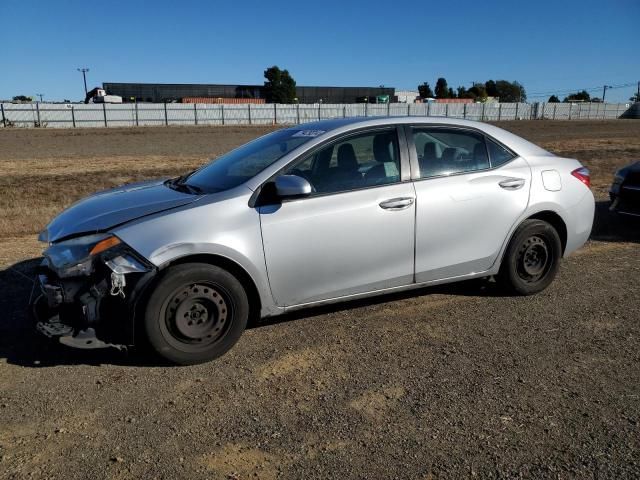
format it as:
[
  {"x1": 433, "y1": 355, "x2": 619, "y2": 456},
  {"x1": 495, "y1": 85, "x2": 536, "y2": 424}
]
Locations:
[{"x1": 0, "y1": 101, "x2": 632, "y2": 128}]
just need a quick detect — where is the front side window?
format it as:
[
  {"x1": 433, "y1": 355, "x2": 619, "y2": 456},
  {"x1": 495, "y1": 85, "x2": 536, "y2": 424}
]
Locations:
[
  {"x1": 284, "y1": 129, "x2": 401, "y2": 194},
  {"x1": 184, "y1": 128, "x2": 320, "y2": 192},
  {"x1": 412, "y1": 127, "x2": 489, "y2": 178}
]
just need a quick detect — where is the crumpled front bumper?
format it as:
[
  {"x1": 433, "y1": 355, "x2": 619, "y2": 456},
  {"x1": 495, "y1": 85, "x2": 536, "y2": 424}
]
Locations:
[{"x1": 31, "y1": 253, "x2": 156, "y2": 349}]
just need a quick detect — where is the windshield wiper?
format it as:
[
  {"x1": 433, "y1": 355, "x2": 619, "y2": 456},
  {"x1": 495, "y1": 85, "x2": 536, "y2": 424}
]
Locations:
[{"x1": 165, "y1": 172, "x2": 204, "y2": 195}]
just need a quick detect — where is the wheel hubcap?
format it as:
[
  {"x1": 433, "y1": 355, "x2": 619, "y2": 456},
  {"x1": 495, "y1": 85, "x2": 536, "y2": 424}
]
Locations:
[
  {"x1": 165, "y1": 283, "x2": 229, "y2": 345},
  {"x1": 517, "y1": 236, "x2": 550, "y2": 283}
]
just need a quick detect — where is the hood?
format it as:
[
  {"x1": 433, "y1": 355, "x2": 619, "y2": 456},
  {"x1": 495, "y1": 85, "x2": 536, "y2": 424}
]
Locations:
[{"x1": 41, "y1": 179, "x2": 203, "y2": 243}]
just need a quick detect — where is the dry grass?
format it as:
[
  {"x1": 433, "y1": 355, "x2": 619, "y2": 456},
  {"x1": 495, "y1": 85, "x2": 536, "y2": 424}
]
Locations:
[
  {"x1": 0, "y1": 156, "x2": 203, "y2": 237},
  {"x1": 0, "y1": 121, "x2": 638, "y2": 240}
]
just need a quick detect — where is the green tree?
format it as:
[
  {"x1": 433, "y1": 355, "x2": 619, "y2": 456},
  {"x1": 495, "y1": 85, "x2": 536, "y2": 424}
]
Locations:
[
  {"x1": 494, "y1": 80, "x2": 526, "y2": 102},
  {"x1": 435, "y1": 78, "x2": 449, "y2": 98},
  {"x1": 548, "y1": 95, "x2": 560, "y2": 103},
  {"x1": 418, "y1": 82, "x2": 434, "y2": 98},
  {"x1": 563, "y1": 90, "x2": 590, "y2": 102},
  {"x1": 457, "y1": 86, "x2": 473, "y2": 99},
  {"x1": 468, "y1": 83, "x2": 487, "y2": 101},
  {"x1": 263, "y1": 66, "x2": 297, "y2": 103},
  {"x1": 448, "y1": 87, "x2": 456, "y2": 98},
  {"x1": 482, "y1": 80, "x2": 525, "y2": 102},
  {"x1": 485, "y1": 80, "x2": 498, "y2": 97},
  {"x1": 12, "y1": 95, "x2": 33, "y2": 102}
]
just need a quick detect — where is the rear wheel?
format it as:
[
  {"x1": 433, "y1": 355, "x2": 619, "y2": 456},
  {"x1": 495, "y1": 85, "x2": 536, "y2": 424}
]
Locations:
[
  {"x1": 499, "y1": 219, "x2": 562, "y2": 295},
  {"x1": 143, "y1": 263, "x2": 249, "y2": 365}
]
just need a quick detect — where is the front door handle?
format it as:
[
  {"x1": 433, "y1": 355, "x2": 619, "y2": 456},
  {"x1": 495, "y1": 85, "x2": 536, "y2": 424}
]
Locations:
[
  {"x1": 499, "y1": 178, "x2": 526, "y2": 190},
  {"x1": 379, "y1": 197, "x2": 415, "y2": 210}
]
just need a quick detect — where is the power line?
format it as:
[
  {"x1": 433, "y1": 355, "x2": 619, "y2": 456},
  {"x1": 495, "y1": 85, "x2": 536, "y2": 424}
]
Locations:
[{"x1": 528, "y1": 82, "x2": 637, "y2": 98}]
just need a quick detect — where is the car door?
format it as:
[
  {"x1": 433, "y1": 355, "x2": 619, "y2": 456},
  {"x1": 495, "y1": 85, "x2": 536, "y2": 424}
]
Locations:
[
  {"x1": 407, "y1": 125, "x2": 531, "y2": 283},
  {"x1": 258, "y1": 127, "x2": 416, "y2": 307}
]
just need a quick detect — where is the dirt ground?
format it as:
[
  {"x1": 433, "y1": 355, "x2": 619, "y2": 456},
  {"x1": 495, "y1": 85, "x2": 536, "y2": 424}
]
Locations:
[{"x1": 0, "y1": 121, "x2": 639, "y2": 479}]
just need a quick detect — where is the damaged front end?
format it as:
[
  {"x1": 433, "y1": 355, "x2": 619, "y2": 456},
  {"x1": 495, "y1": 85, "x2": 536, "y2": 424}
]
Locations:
[{"x1": 31, "y1": 232, "x2": 156, "y2": 350}]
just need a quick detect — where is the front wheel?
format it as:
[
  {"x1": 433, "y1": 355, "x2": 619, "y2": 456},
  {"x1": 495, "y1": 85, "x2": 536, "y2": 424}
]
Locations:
[
  {"x1": 498, "y1": 219, "x2": 562, "y2": 295},
  {"x1": 143, "y1": 263, "x2": 249, "y2": 365}
]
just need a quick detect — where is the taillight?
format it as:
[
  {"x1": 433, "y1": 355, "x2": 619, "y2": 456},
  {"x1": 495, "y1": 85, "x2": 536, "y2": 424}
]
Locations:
[{"x1": 571, "y1": 167, "x2": 591, "y2": 188}]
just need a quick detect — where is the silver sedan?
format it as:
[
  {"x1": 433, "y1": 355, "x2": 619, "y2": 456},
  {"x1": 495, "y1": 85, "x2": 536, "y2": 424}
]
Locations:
[{"x1": 34, "y1": 117, "x2": 595, "y2": 364}]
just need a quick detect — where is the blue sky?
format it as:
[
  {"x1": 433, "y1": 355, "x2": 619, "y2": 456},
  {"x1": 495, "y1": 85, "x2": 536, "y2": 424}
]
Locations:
[{"x1": 0, "y1": 0, "x2": 638, "y2": 102}]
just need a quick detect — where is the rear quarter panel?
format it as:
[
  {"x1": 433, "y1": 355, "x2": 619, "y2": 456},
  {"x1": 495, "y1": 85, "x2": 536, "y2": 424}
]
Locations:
[{"x1": 521, "y1": 156, "x2": 595, "y2": 257}]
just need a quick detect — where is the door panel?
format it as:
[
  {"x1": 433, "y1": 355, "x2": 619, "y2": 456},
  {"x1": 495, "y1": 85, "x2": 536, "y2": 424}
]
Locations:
[
  {"x1": 413, "y1": 157, "x2": 531, "y2": 282},
  {"x1": 259, "y1": 183, "x2": 416, "y2": 307}
]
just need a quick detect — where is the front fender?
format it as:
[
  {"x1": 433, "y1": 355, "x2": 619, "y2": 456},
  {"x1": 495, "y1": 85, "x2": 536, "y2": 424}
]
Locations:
[{"x1": 112, "y1": 189, "x2": 281, "y2": 319}]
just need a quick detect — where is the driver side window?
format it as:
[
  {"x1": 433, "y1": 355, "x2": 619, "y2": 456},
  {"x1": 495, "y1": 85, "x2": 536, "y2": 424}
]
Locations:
[{"x1": 284, "y1": 129, "x2": 401, "y2": 195}]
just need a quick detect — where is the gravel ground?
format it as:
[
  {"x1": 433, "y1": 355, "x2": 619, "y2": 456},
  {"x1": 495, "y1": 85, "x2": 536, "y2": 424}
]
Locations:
[{"x1": 0, "y1": 121, "x2": 639, "y2": 479}]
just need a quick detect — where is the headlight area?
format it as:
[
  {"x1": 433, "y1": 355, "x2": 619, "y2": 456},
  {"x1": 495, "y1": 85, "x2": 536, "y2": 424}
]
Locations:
[{"x1": 32, "y1": 233, "x2": 155, "y2": 350}]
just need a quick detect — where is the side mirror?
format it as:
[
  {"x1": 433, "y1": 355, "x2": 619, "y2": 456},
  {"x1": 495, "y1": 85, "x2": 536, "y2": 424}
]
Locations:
[{"x1": 274, "y1": 175, "x2": 312, "y2": 199}]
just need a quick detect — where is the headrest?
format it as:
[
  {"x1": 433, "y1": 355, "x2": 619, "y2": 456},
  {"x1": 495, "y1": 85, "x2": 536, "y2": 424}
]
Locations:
[
  {"x1": 337, "y1": 144, "x2": 358, "y2": 170},
  {"x1": 373, "y1": 133, "x2": 393, "y2": 163}
]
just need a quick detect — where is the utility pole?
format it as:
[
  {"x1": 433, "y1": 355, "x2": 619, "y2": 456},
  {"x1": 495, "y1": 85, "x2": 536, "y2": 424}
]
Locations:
[
  {"x1": 602, "y1": 85, "x2": 612, "y2": 103},
  {"x1": 36, "y1": 93, "x2": 44, "y2": 102},
  {"x1": 77, "y1": 68, "x2": 90, "y2": 96},
  {"x1": 636, "y1": 81, "x2": 640, "y2": 102}
]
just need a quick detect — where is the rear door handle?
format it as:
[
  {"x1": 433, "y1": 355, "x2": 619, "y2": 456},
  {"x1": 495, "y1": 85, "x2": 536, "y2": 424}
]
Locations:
[
  {"x1": 379, "y1": 197, "x2": 415, "y2": 210},
  {"x1": 499, "y1": 178, "x2": 525, "y2": 190}
]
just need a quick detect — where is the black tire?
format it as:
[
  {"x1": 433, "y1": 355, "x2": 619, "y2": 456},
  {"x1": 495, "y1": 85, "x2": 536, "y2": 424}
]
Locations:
[
  {"x1": 498, "y1": 219, "x2": 562, "y2": 295},
  {"x1": 143, "y1": 263, "x2": 249, "y2": 365}
]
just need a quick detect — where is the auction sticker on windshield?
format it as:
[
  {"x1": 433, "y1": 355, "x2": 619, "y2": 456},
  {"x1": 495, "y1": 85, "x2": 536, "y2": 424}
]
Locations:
[{"x1": 292, "y1": 130, "x2": 325, "y2": 138}]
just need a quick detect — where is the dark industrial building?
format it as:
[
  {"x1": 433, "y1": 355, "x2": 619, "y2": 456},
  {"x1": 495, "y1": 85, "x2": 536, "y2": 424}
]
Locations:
[{"x1": 102, "y1": 82, "x2": 394, "y2": 104}]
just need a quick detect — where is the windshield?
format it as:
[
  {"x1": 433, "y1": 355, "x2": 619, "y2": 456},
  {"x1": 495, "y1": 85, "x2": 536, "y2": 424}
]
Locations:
[{"x1": 182, "y1": 128, "x2": 323, "y2": 192}]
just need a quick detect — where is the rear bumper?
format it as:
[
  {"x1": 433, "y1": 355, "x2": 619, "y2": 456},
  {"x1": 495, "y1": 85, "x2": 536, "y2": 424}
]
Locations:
[{"x1": 563, "y1": 189, "x2": 595, "y2": 257}]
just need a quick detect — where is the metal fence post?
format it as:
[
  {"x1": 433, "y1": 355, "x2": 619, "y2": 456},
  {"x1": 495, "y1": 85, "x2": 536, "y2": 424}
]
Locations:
[
  {"x1": 36, "y1": 102, "x2": 41, "y2": 127},
  {"x1": 515, "y1": 102, "x2": 519, "y2": 120},
  {"x1": 498, "y1": 103, "x2": 502, "y2": 121},
  {"x1": 568, "y1": 103, "x2": 572, "y2": 120},
  {"x1": 463, "y1": 103, "x2": 467, "y2": 119},
  {"x1": 407, "y1": 103, "x2": 410, "y2": 116},
  {"x1": 318, "y1": 103, "x2": 321, "y2": 121},
  {"x1": 164, "y1": 102, "x2": 168, "y2": 126},
  {"x1": 297, "y1": 104, "x2": 301, "y2": 123},
  {"x1": 221, "y1": 104, "x2": 225, "y2": 126},
  {"x1": 553, "y1": 103, "x2": 557, "y2": 120},
  {"x1": 103, "y1": 103, "x2": 107, "y2": 127},
  {"x1": 1, "y1": 104, "x2": 5, "y2": 128},
  {"x1": 193, "y1": 103, "x2": 198, "y2": 125},
  {"x1": 248, "y1": 104, "x2": 251, "y2": 125},
  {"x1": 481, "y1": 103, "x2": 485, "y2": 121},
  {"x1": 365, "y1": 102, "x2": 368, "y2": 117},
  {"x1": 71, "y1": 106, "x2": 76, "y2": 128},
  {"x1": 343, "y1": 105, "x2": 346, "y2": 118},
  {"x1": 135, "y1": 102, "x2": 139, "y2": 126},
  {"x1": 445, "y1": 103, "x2": 449, "y2": 117},
  {"x1": 426, "y1": 102, "x2": 430, "y2": 116},
  {"x1": 274, "y1": 103, "x2": 277, "y2": 125}
]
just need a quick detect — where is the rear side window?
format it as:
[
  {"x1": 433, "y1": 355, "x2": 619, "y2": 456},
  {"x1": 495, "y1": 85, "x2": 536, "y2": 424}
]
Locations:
[
  {"x1": 412, "y1": 127, "x2": 489, "y2": 178},
  {"x1": 486, "y1": 138, "x2": 516, "y2": 167}
]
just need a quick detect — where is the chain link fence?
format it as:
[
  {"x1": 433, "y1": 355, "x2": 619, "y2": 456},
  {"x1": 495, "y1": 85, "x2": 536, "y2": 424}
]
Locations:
[{"x1": 0, "y1": 101, "x2": 633, "y2": 128}]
